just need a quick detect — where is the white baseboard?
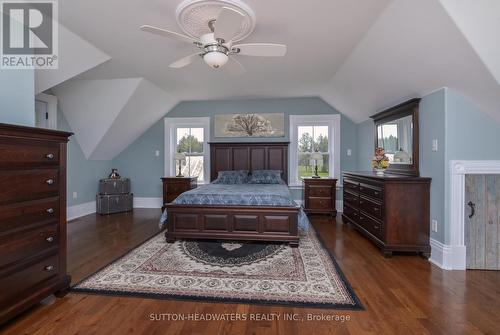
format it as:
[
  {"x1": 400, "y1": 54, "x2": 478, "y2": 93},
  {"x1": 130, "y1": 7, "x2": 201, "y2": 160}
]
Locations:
[
  {"x1": 336, "y1": 200, "x2": 343, "y2": 213},
  {"x1": 67, "y1": 201, "x2": 96, "y2": 221},
  {"x1": 429, "y1": 238, "x2": 466, "y2": 270},
  {"x1": 133, "y1": 197, "x2": 162, "y2": 208}
]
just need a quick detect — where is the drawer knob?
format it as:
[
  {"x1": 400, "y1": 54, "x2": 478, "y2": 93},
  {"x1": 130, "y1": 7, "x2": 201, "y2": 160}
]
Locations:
[
  {"x1": 46, "y1": 179, "x2": 54, "y2": 185},
  {"x1": 46, "y1": 208, "x2": 54, "y2": 214},
  {"x1": 374, "y1": 191, "x2": 379, "y2": 196},
  {"x1": 46, "y1": 236, "x2": 54, "y2": 242},
  {"x1": 44, "y1": 265, "x2": 54, "y2": 271},
  {"x1": 374, "y1": 207, "x2": 379, "y2": 211},
  {"x1": 46, "y1": 153, "x2": 54, "y2": 159},
  {"x1": 374, "y1": 225, "x2": 379, "y2": 229}
]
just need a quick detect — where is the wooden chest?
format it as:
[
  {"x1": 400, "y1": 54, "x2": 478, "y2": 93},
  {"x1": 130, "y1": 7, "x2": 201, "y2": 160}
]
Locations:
[
  {"x1": 303, "y1": 178, "x2": 337, "y2": 216},
  {"x1": 0, "y1": 123, "x2": 72, "y2": 324},
  {"x1": 342, "y1": 171, "x2": 431, "y2": 257}
]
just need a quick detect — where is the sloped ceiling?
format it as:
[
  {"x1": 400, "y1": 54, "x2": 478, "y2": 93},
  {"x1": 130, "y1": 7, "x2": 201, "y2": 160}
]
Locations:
[
  {"x1": 46, "y1": 0, "x2": 500, "y2": 159},
  {"x1": 320, "y1": 0, "x2": 500, "y2": 123},
  {"x1": 35, "y1": 23, "x2": 111, "y2": 94},
  {"x1": 439, "y1": 0, "x2": 500, "y2": 85}
]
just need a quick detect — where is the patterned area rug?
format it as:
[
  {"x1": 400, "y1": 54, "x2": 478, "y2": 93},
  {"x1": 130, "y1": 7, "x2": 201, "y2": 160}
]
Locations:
[{"x1": 72, "y1": 221, "x2": 362, "y2": 309}]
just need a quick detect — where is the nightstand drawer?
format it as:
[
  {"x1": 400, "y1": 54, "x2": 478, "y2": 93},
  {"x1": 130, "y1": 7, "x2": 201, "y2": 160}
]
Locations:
[
  {"x1": 308, "y1": 197, "x2": 332, "y2": 210},
  {"x1": 307, "y1": 185, "x2": 333, "y2": 197}
]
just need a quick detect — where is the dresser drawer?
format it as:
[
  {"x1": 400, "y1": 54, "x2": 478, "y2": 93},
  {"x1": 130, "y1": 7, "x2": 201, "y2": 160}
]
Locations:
[
  {"x1": 307, "y1": 185, "x2": 333, "y2": 197},
  {"x1": 343, "y1": 191, "x2": 359, "y2": 207},
  {"x1": 359, "y1": 213, "x2": 383, "y2": 239},
  {"x1": 0, "y1": 253, "x2": 59, "y2": 305},
  {"x1": 0, "y1": 198, "x2": 59, "y2": 232},
  {"x1": 0, "y1": 223, "x2": 58, "y2": 268},
  {"x1": 308, "y1": 197, "x2": 332, "y2": 210},
  {"x1": 359, "y1": 196, "x2": 383, "y2": 219},
  {"x1": 343, "y1": 179, "x2": 359, "y2": 193},
  {"x1": 343, "y1": 203, "x2": 358, "y2": 222},
  {"x1": 0, "y1": 169, "x2": 59, "y2": 204},
  {"x1": 359, "y1": 183, "x2": 383, "y2": 200},
  {"x1": 0, "y1": 139, "x2": 59, "y2": 168}
]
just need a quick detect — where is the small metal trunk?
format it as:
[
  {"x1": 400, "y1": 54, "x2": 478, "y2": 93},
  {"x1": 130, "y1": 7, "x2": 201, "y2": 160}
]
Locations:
[
  {"x1": 98, "y1": 178, "x2": 131, "y2": 195},
  {"x1": 96, "y1": 194, "x2": 133, "y2": 215},
  {"x1": 97, "y1": 178, "x2": 133, "y2": 215}
]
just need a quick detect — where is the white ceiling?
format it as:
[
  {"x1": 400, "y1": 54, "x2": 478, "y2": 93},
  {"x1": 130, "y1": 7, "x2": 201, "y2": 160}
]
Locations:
[
  {"x1": 50, "y1": 0, "x2": 500, "y2": 159},
  {"x1": 57, "y1": 0, "x2": 391, "y2": 100}
]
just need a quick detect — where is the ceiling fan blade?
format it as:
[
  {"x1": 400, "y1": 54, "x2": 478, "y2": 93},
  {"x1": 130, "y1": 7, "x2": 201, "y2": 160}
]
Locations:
[
  {"x1": 225, "y1": 57, "x2": 246, "y2": 75},
  {"x1": 169, "y1": 53, "x2": 201, "y2": 68},
  {"x1": 140, "y1": 25, "x2": 196, "y2": 44},
  {"x1": 214, "y1": 7, "x2": 244, "y2": 43},
  {"x1": 232, "y1": 43, "x2": 287, "y2": 57}
]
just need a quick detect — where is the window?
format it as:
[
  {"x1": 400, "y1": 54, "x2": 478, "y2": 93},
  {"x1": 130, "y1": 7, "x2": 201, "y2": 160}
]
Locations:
[
  {"x1": 289, "y1": 115, "x2": 340, "y2": 186},
  {"x1": 175, "y1": 127, "x2": 205, "y2": 181},
  {"x1": 298, "y1": 125, "x2": 330, "y2": 178},
  {"x1": 165, "y1": 117, "x2": 210, "y2": 184}
]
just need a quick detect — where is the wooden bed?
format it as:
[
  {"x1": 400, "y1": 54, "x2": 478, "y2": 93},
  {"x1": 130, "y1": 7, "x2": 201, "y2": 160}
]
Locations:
[{"x1": 164, "y1": 142, "x2": 300, "y2": 247}]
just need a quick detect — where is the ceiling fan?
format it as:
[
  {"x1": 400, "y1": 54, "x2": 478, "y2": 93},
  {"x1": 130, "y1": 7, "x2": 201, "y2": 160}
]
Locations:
[{"x1": 140, "y1": 6, "x2": 287, "y2": 74}]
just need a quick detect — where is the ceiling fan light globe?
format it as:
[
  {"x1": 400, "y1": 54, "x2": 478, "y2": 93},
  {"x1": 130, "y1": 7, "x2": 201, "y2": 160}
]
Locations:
[{"x1": 203, "y1": 51, "x2": 228, "y2": 69}]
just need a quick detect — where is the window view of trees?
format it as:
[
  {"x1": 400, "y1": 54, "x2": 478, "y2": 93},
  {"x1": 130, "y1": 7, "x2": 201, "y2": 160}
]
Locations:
[
  {"x1": 298, "y1": 126, "x2": 329, "y2": 178},
  {"x1": 176, "y1": 127, "x2": 204, "y2": 182}
]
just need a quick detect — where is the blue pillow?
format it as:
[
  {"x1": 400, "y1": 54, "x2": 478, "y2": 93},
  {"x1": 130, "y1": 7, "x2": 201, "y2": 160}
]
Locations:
[
  {"x1": 248, "y1": 170, "x2": 284, "y2": 184},
  {"x1": 212, "y1": 170, "x2": 249, "y2": 184}
]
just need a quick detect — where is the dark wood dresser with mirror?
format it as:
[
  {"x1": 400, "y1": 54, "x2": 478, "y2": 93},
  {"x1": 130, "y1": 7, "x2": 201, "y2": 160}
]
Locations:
[
  {"x1": 343, "y1": 99, "x2": 431, "y2": 257},
  {"x1": 0, "y1": 123, "x2": 72, "y2": 324}
]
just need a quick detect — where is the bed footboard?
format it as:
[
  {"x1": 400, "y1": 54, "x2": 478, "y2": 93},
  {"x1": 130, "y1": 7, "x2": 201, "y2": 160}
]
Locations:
[{"x1": 164, "y1": 204, "x2": 300, "y2": 247}]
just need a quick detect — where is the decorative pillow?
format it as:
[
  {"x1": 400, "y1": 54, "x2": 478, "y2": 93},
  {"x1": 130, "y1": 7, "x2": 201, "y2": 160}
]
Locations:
[
  {"x1": 212, "y1": 170, "x2": 249, "y2": 184},
  {"x1": 248, "y1": 170, "x2": 284, "y2": 184}
]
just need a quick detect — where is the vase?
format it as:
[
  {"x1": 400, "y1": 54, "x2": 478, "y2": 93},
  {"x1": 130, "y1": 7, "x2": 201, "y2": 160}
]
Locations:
[{"x1": 374, "y1": 168, "x2": 385, "y2": 176}]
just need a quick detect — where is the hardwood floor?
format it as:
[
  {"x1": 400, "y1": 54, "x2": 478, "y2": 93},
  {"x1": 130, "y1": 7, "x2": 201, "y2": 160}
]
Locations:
[{"x1": 1, "y1": 209, "x2": 500, "y2": 335}]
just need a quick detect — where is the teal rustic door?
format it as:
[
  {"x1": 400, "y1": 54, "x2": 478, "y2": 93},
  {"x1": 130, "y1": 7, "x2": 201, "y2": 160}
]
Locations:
[{"x1": 465, "y1": 175, "x2": 500, "y2": 270}]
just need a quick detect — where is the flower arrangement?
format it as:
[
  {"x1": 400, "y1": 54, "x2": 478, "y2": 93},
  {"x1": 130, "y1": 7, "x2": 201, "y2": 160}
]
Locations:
[{"x1": 371, "y1": 147, "x2": 390, "y2": 170}]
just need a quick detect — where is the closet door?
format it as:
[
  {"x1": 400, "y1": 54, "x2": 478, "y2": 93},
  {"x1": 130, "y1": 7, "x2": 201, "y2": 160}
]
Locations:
[{"x1": 465, "y1": 175, "x2": 499, "y2": 270}]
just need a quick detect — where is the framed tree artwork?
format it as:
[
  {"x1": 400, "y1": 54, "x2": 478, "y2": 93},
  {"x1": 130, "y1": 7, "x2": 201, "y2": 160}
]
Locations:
[{"x1": 214, "y1": 113, "x2": 285, "y2": 138}]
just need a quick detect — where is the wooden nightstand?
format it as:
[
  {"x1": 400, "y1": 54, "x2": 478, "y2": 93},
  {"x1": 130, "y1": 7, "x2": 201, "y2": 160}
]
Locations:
[
  {"x1": 303, "y1": 178, "x2": 337, "y2": 216},
  {"x1": 161, "y1": 177, "x2": 197, "y2": 211}
]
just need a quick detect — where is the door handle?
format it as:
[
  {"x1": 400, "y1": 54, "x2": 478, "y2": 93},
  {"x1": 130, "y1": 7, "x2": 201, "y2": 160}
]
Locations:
[{"x1": 467, "y1": 201, "x2": 475, "y2": 219}]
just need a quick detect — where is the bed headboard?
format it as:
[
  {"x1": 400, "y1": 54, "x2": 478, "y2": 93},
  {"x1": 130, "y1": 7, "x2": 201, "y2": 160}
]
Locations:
[{"x1": 210, "y1": 142, "x2": 289, "y2": 184}]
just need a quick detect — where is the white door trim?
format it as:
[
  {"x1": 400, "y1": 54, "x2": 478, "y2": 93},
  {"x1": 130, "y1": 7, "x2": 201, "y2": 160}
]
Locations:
[
  {"x1": 449, "y1": 160, "x2": 500, "y2": 270},
  {"x1": 35, "y1": 93, "x2": 58, "y2": 129}
]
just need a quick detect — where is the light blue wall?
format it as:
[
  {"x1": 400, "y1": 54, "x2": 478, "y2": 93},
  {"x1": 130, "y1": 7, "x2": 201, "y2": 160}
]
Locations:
[
  {"x1": 58, "y1": 110, "x2": 112, "y2": 206},
  {"x1": 420, "y1": 89, "x2": 447, "y2": 242},
  {"x1": 113, "y1": 97, "x2": 357, "y2": 201},
  {"x1": 356, "y1": 119, "x2": 375, "y2": 171},
  {"x1": 442, "y1": 88, "x2": 500, "y2": 244},
  {"x1": 0, "y1": 70, "x2": 35, "y2": 126}
]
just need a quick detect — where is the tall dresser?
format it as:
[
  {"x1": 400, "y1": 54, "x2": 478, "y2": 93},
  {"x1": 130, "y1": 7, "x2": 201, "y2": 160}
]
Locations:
[
  {"x1": 0, "y1": 123, "x2": 72, "y2": 324},
  {"x1": 342, "y1": 171, "x2": 431, "y2": 258}
]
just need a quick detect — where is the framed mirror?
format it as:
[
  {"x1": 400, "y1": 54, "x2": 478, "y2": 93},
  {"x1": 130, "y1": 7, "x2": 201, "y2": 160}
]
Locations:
[{"x1": 371, "y1": 98, "x2": 420, "y2": 176}]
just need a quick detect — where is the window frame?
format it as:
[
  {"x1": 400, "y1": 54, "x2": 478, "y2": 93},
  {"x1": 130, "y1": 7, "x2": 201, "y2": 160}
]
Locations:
[
  {"x1": 164, "y1": 117, "x2": 210, "y2": 184},
  {"x1": 289, "y1": 114, "x2": 340, "y2": 186}
]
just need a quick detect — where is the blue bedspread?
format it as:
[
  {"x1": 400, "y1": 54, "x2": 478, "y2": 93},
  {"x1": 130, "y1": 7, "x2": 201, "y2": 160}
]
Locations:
[{"x1": 159, "y1": 183, "x2": 305, "y2": 228}]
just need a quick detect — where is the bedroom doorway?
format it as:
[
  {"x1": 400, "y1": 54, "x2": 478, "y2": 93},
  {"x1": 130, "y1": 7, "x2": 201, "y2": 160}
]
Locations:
[
  {"x1": 465, "y1": 174, "x2": 500, "y2": 270},
  {"x1": 35, "y1": 93, "x2": 57, "y2": 129}
]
